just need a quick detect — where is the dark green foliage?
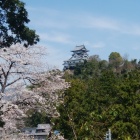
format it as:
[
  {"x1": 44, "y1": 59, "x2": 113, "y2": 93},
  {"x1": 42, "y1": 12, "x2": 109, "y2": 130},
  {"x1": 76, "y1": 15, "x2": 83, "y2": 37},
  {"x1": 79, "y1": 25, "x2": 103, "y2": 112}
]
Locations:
[
  {"x1": 0, "y1": 119, "x2": 4, "y2": 127},
  {"x1": 74, "y1": 58, "x2": 106, "y2": 80},
  {"x1": 0, "y1": 0, "x2": 39, "y2": 47},
  {"x1": 56, "y1": 57, "x2": 140, "y2": 140},
  {"x1": 25, "y1": 109, "x2": 50, "y2": 127},
  {"x1": 109, "y1": 52, "x2": 123, "y2": 72},
  {"x1": 0, "y1": 112, "x2": 4, "y2": 127},
  {"x1": 0, "y1": 107, "x2": 4, "y2": 127}
]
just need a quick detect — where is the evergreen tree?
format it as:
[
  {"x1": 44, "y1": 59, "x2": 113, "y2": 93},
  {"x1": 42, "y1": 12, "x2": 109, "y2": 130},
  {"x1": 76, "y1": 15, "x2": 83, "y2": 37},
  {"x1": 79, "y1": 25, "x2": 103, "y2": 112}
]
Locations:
[
  {"x1": 0, "y1": 0, "x2": 39, "y2": 47},
  {"x1": 56, "y1": 55, "x2": 140, "y2": 140}
]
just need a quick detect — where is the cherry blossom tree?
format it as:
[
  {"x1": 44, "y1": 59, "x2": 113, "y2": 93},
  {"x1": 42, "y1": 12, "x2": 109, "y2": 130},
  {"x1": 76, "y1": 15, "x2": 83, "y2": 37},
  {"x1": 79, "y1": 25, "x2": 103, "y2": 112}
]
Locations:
[
  {"x1": 0, "y1": 44, "x2": 70, "y2": 138},
  {"x1": 0, "y1": 43, "x2": 47, "y2": 93},
  {"x1": 0, "y1": 72, "x2": 69, "y2": 138}
]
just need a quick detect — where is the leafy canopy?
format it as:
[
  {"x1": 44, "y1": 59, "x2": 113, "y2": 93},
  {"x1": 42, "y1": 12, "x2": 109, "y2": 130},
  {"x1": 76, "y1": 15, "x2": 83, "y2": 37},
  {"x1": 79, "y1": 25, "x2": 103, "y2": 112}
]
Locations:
[
  {"x1": 0, "y1": 0, "x2": 39, "y2": 47},
  {"x1": 55, "y1": 54, "x2": 140, "y2": 140}
]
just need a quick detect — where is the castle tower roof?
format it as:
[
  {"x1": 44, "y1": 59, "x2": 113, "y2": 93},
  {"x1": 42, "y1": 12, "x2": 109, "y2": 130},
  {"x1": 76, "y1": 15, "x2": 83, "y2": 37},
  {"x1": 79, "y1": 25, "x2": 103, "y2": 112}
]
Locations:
[
  {"x1": 71, "y1": 45, "x2": 89, "y2": 52},
  {"x1": 63, "y1": 45, "x2": 89, "y2": 70}
]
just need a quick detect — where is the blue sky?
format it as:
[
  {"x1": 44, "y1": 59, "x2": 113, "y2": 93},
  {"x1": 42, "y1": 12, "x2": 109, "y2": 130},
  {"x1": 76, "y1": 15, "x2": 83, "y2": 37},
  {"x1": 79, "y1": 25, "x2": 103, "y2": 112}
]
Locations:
[{"x1": 22, "y1": 0, "x2": 140, "y2": 69}]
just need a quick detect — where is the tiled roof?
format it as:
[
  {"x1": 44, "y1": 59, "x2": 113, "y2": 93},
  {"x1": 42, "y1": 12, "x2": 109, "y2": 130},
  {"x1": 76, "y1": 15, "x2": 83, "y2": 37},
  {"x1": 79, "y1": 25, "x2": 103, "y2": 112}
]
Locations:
[{"x1": 71, "y1": 45, "x2": 88, "y2": 52}]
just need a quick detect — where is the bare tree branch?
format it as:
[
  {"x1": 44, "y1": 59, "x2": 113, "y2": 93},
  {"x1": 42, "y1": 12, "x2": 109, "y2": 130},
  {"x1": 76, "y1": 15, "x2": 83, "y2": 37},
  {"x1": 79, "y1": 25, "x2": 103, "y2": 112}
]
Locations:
[{"x1": 6, "y1": 77, "x2": 21, "y2": 87}]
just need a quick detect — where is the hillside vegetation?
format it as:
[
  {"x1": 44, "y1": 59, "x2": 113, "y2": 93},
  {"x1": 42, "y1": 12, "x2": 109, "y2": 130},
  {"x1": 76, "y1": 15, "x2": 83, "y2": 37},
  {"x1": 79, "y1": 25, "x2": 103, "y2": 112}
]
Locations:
[{"x1": 54, "y1": 53, "x2": 140, "y2": 140}]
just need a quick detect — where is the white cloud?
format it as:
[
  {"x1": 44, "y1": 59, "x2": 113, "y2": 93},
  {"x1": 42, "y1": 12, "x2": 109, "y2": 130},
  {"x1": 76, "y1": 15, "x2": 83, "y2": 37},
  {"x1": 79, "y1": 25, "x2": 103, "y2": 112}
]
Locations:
[
  {"x1": 132, "y1": 44, "x2": 140, "y2": 51},
  {"x1": 88, "y1": 17, "x2": 140, "y2": 36},
  {"x1": 82, "y1": 41, "x2": 105, "y2": 49},
  {"x1": 27, "y1": 6, "x2": 70, "y2": 29},
  {"x1": 121, "y1": 24, "x2": 140, "y2": 35},
  {"x1": 92, "y1": 42, "x2": 105, "y2": 48},
  {"x1": 27, "y1": 5, "x2": 140, "y2": 37},
  {"x1": 39, "y1": 32, "x2": 72, "y2": 44},
  {"x1": 35, "y1": 43, "x2": 65, "y2": 69},
  {"x1": 27, "y1": 5, "x2": 140, "y2": 36},
  {"x1": 29, "y1": 17, "x2": 69, "y2": 30},
  {"x1": 76, "y1": 15, "x2": 140, "y2": 36},
  {"x1": 27, "y1": 6, "x2": 59, "y2": 17},
  {"x1": 79, "y1": 15, "x2": 119, "y2": 31},
  {"x1": 21, "y1": 2, "x2": 140, "y2": 69}
]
